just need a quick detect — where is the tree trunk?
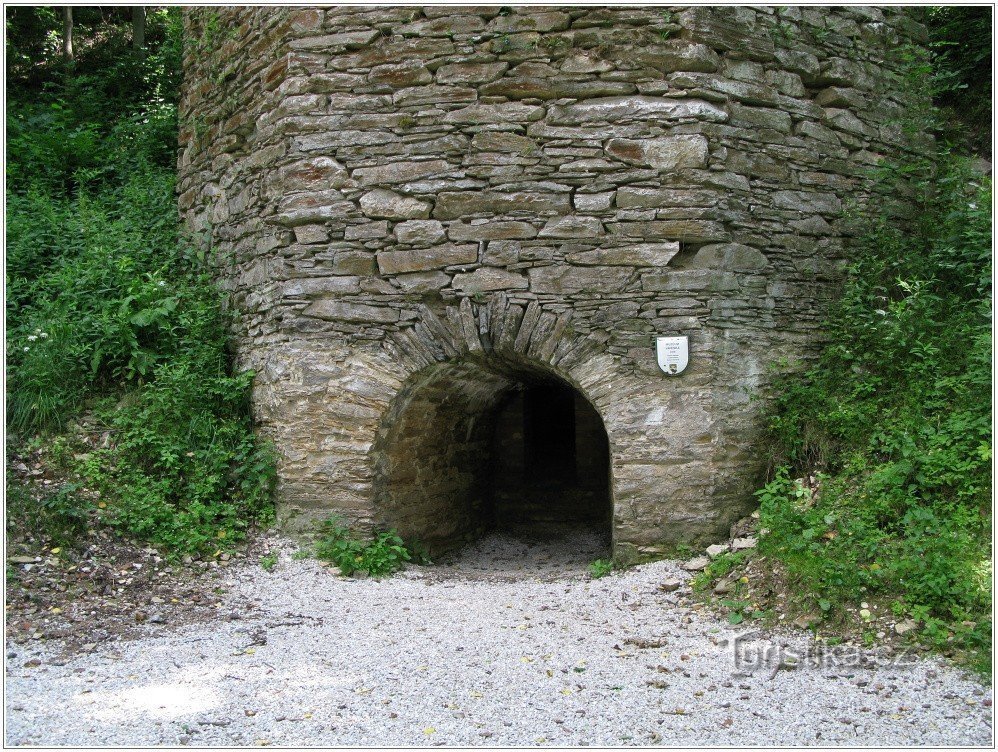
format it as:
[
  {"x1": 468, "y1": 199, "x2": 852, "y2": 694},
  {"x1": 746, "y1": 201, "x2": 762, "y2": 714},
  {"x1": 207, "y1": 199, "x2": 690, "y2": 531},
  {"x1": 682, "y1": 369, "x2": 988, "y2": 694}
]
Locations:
[
  {"x1": 61, "y1": 6, "x2": 74, "y2": 63},
  {"x1": 132, "y1": 6, "x2": 146, "y2": 56}
]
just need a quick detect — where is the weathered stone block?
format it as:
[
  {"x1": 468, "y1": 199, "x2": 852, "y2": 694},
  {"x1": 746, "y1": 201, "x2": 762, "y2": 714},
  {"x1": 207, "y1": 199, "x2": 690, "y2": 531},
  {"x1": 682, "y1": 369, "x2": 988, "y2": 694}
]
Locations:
[
  {"x1": 605, "y1": 135, "x2": 709, "y2": 171},
  {"x1": 631, "y1": 41, "x2": 721, "y2": 73},
  {"x1": 640, "y1": 269, "x2": 740, "y2": 292},
  {"x1": 368, "y1": 61, "x2": 432, "y2": 88},
  {"x1": 360, "y1": 189, "x2": 432, "y2": 220},
  {"x1": 611, "y1": 220, "x2": 729, "y2": 243},
  {"x1": 353, "y1": 160, "x2": 453, "y2": 186},
  {"x1": 480, "y1": 77, "x2": 636, "y2": 101},
  {"x1": 435, "y1": 62, "x2": 509, "y2": 85},
  {"x1": 482, "y1": 240, "x2": 520, "y2": 266},
  {"x1": 279, "y1": 157, "x2": 348, "y2": 192},
  {"x1": 393, "y1": 271, "x2": 450, "y2": 293},
  {"x1": 616, "y1": 187, "x2": 717, "y2": 209},
  {"x1": 289, "y1": 30, "x2": 379, "y2": 50},
  {"x1": 451, "y1": 268, "x2": 528, "y2": 292},
  {"x1": 442, "y1": 103, "x2": 546, "y2": 124},
  {"x1": 690, "y1": 244, "x2": 768, "y2": 272},
  {"x1": 377, "y1": 244, "x2": 478, "y2": 274},
  {"x1": 729, "y1": 104, "x2": 793, "y2": 134},
  {"x1": 448, "y1": 221, "x2": 538, "y2": 241},
  {"x1": 548, "y1": 96, "x2": 729, "y2": 125},
  {"x1": 394, "y1": 219, "x2": 446, "y2": 246},
  {"x1": 487, "y1": 11, "x2": 570, "y2": 33},
  {"x1": 434, "y1": 191, "x2": 570, "y2": 220},
  {"x1": 470, "y1": 132, "x2": 539, "y2": 154},
  {"x1": 527, "y1": 265, "x2": 634, "y2": 294},
  {"x1": 345, "y1": 221, "x2": 389, "y2": 240},
  {"x1": 774, "y1": 48, "x2": 821, "y2": 83},
  {"x1": 332, "y1": 252, "x2": 378, "y2": 276},
  {"x1": 679, "y1": 6, "x2": 775, "y2": 61},
  {"x1": 293, "y1": 225, "x2": 330, "y2": 245},
  {"x1": 573, "y1": 192, "x2": 615, "y2": 212},
  {"x1": 396, "y1": 14, "x2": 486, "y2": 38},
  {"x1": 566, "y1": 243, "x2": 680, "y2": 267},
  {"x1": 392, "y1": 85, "x2": 477, "y2": 107},
  {"x1": 302, "y1": 300, "x2": 398, "y2": 322},
  {"x1": 560, "y1": 53, "x2": 615, "y2": 74},
  {"x1": 275, "y1": 191, "x2": 355, "y2": 226},
  {"x1": 771, "y1": 190, "x2": 843, "y2": 215},
  {"x1": 538, "y1": 216, "x2": 604, "y2": 239},
  {"x1": 282, "y1": 277, "x2": 360, "y2": 297}
]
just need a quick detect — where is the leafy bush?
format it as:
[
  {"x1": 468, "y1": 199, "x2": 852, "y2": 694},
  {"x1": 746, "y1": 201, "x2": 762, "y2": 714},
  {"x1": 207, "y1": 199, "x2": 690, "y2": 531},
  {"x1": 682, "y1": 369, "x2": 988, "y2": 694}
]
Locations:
[
  {"x1": 756, "y1": 150, "x2": 991, "y2": 665},
  {"x1": 314, "y1": 518, "x2": 412, "y2": 578},
  {"x1": 920, "y1": 6, "x2": 992, "y2": 153},
  {"x1": 6, "y1": 481, "x2": 92, "y2": 549},
  {"x1": 6, "y1": 7, "x2": 275, "y2": 556},
  {"x1": 588, "y1": 558, "x2": 614, "y2": 578}
]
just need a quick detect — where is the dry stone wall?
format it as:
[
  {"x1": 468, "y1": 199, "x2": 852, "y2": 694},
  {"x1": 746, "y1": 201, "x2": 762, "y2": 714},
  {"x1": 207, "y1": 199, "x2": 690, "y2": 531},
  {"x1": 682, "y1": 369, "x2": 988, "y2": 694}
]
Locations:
[{"x1": 178, "y1": 6, "x2": 927, "y2": 560}]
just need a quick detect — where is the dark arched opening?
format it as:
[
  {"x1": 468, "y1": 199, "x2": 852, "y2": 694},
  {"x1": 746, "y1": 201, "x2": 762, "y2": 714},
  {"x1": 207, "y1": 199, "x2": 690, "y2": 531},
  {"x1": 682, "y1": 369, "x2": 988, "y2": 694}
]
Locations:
[
  {"x1": 488, "y1": 382, "x2": 610, "y2": 533},
  {"x1": 371, "y1": 357, "x2": 612, "y2": 559}
]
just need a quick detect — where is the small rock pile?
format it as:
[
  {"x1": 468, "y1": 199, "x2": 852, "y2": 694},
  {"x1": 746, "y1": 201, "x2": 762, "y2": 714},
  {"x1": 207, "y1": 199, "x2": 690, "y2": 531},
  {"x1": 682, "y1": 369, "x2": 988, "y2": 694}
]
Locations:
[{"x1": 681, "y1": 511, "x2": 760, "y2": 573}]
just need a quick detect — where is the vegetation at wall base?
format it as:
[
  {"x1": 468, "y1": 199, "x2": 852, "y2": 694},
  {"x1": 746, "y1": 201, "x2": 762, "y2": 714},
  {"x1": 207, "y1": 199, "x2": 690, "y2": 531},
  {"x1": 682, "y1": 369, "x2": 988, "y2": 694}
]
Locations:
[
  {"x1": 708, "y1": 18, "x2": 993, "y2": 676},
  {"x1": 6, "y1": 8, "x2": 275, "y2": 557},
  {"x1": 313, "y1": 518, "x2": 413, "y2": 578},
  {"x1": 588, "y1": 558, "x2": 615, "y2": 579}
]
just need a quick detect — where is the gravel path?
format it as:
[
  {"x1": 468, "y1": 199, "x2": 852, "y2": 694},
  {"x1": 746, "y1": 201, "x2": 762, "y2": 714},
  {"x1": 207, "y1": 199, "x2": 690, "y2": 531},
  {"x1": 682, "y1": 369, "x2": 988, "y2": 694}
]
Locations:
[{"x1": 5, "y1": 530, "x2": 993, "y2": 747}]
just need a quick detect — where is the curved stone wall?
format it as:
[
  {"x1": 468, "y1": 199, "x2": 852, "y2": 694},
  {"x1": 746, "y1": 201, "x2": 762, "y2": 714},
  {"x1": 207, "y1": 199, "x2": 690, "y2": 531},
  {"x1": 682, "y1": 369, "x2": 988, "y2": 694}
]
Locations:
[{"x1": 178, "y1": 6, "x2": 926, "y2": 560}]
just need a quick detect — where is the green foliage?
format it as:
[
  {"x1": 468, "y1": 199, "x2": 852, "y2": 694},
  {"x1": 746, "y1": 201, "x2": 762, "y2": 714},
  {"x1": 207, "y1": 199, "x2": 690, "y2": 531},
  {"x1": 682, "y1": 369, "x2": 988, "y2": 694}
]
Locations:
[
  {"x1": 6, "y1": 480, "x2": 91, "y2": 549},
  {"x1": 692, "y1": 551, "x2": 747, "y2": 592},
  {"x1": 80, "y1": 351, "x2": 277, "y2": 555},
  {"x1": 757, "y1": 149, "x2": 992, "y2": 667},
  {"x1": 6, "y1": 7, "x2": 275, "y2": 557},
  {"x1": 657, "y1": 11, "x2": 674, "y2": 41},
  {"x1": 260, "y1": 553, "x2": 278, "y2": 572},
  {"x1": 313, "y1": 518, "x2": 412, "y2": 578},
  {"x1": 588, "y1": 558, "x2": 614, "y2": 578},
  {"x1": 921, "y1": 6, "x2": 992, "y2": 153},
  {"x1": 692, "y1": 552, "x2": 765, "y2": 625},
  {"x1": 405, "y1": 539, "x2": 433, "y2": 566}
]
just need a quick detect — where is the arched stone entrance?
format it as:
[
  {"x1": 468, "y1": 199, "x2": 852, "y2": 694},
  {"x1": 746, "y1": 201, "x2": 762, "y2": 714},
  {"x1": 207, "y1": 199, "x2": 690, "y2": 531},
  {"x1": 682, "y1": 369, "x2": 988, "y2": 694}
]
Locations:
[
  {"x1": 370, "y1": 354, "x2": 612, "y2": 556},
  {"x1": 179, "y1": 6, "x2": 930, "y2": 563}
]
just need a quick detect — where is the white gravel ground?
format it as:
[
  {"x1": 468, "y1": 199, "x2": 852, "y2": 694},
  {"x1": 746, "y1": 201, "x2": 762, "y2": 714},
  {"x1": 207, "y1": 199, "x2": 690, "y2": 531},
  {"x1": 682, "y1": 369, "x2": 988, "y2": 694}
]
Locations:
[{"x1": 5, "y1": 530, "x2": 993, "y2": 747}]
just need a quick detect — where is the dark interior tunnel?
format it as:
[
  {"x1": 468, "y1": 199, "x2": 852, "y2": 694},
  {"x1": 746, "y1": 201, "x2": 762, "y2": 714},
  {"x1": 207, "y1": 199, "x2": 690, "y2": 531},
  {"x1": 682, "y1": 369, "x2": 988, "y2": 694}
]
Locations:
[{"x1": 371, "y1": 358, "x2": 612, "y2": 557}]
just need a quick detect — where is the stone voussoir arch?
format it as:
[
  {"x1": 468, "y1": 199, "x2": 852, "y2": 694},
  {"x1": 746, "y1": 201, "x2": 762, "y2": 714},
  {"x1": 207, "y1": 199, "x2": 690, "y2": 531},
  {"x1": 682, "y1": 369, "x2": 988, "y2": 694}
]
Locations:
[{"x1": 369, "y1": 295, "x2": 624, "y2": 554}]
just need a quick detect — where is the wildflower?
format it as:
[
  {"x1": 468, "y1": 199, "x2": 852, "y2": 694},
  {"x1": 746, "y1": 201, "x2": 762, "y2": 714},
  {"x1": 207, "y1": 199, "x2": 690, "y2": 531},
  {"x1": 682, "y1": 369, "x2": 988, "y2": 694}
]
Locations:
[
  {"x1": 39, "y1": 332, "x2": 48, "y2": 339},
  {"x1": 22, "y1": 346, "x2": 29, "y2": 352},
  {"x1": 26, "y1": 335, "x2": 37, "y2": 341}
]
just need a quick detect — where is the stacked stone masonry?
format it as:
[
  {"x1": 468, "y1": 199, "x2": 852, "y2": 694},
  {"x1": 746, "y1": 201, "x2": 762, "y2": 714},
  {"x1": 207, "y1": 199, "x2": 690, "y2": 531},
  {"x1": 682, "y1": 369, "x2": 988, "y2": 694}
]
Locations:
[{"x1": 178, "y1": 6, "x2": 927, "y2": 560}]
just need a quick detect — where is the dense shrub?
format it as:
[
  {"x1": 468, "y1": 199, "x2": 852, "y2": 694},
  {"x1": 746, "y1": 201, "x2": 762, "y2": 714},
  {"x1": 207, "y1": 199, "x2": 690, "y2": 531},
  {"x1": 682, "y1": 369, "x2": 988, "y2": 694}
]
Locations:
[
  {"x1": 752, "y1": 15, "x2": 992, "y2": 671},
  {"x1": 920, "y1": 6, "x2": 992, "y2": 154},
  {"x1": 313, "y1": 518, "x2": 413, "y2": 578},
  {"x1": 756, "y1": 152, "x2": 991, "y2": 660},
  {"x1": 6, "y1": 7, "x2": 274, "y2": 556}
]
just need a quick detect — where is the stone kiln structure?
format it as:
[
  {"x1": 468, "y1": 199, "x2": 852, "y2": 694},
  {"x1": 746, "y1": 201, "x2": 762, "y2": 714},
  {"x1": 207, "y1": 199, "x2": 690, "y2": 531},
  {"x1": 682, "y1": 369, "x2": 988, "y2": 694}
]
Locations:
[{"x1": 178, "y1": 6, "x2": 925, "y2": 560}]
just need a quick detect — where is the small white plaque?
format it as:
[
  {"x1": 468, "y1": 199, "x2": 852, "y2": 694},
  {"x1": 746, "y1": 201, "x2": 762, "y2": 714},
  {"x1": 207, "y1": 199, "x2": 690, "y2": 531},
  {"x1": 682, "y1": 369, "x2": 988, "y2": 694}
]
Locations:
[{"x1": 656, "y1": 336, "x2": 689, "y2": 376}]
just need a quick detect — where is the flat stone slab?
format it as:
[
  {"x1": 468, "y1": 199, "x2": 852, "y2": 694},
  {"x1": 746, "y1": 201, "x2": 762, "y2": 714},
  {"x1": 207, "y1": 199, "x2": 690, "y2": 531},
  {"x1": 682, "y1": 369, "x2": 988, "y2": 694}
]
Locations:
[{"x1": 681, "y1": 556, "x2": 710, "y2": 571}]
